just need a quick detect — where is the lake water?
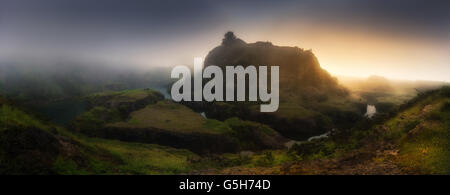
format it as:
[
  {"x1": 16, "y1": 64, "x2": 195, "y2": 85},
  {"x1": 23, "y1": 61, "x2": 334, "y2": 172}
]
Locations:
[
  {"x1": 31, "y1": 98, "x2": 86, "y2": 125},
  {"x1": 284, "y1": 131, "x2": 332, "y2": 149}
]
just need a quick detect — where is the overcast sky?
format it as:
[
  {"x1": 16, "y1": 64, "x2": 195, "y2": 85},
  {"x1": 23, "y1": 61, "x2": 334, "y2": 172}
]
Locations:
[{"x1": 1, "y1": 0, "x2": 449, "y2": 81}]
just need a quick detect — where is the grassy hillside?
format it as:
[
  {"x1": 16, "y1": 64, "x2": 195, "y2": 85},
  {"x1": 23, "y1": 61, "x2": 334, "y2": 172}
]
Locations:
[
  {"x1": 110, "y1": 101, "x2": 230, "y2": 134},
  {"x1": 72, "y1": 89, "x2": 164, "y2": 133},
  {"x1": 0, "y1": 96, "x2": 200, "y2": 174},
  {"x1": 386, "y1": 90, "x2": 449, "y2": 173},
  {"x1": 197, "y1": 87, "x2": 450, "y2": 174}
]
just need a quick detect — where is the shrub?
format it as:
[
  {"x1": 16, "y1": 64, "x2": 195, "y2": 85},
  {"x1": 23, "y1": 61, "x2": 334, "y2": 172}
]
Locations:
[{"x1": 255, "y1": 151, "x2": 274, "y2": 167}]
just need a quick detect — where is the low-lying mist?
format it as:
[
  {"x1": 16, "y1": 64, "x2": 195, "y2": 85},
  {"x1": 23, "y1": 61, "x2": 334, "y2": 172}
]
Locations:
[
  {"x1": 0, "y1": 60, "x2": 174, "y2": 102},
  {"x1": 338, "y1": 75, "x2": 448, "y2": 107}
]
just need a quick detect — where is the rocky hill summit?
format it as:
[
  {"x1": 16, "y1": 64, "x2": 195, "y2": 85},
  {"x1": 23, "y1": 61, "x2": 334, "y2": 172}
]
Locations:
[
  {"x1": 184, "y1": 32, "x2": 362, "y2": 140},
  {"x1": 205, "y1": 31, "x2": 348, "y2": 96}
]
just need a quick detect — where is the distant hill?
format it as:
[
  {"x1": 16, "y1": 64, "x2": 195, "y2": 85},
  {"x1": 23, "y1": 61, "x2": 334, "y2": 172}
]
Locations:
[{"x1": 338, "y1": 75, "x2": 448, "y2": 110}]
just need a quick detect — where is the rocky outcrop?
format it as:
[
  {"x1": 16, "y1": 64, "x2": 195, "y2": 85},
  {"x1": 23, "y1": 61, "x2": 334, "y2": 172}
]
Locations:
[
  {"x1": 181, "y1": 32, "x2": 358, "y2": 140},
  {"x1": 204, "y1": 32, "x2": 348, "y2": 96}
]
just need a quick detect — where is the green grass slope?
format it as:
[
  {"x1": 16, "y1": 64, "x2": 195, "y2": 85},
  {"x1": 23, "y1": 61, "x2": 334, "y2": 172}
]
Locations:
[
  {"x1": 0, "y1": 96, "x2": 200, "y2": 174},
  {"x1": 110, "y1": 101, "x2": 230, "y2": 134}
]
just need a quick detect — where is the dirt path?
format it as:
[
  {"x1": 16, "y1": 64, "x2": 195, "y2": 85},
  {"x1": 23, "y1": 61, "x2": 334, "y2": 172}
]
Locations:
[
  {"x1": 195, "y1": 138, "x2": 408, "y2": 175},
  {"x1": 281, "y1": 148, "x2": 404, "y2": 175}
]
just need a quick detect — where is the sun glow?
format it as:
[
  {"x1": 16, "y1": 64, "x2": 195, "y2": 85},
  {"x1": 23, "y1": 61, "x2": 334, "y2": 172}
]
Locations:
[{"x1": 236, "y1": 23, "x2": 450, "y2": 82}]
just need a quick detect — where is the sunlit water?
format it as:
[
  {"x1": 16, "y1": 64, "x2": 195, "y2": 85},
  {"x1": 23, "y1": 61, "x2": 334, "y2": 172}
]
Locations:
[
  {"x1": 364, "y1": 104, "x2": 377, "y2": 118},
  {"x1": 284, "y1": 131, "x2": 332, "y2": 149}
]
